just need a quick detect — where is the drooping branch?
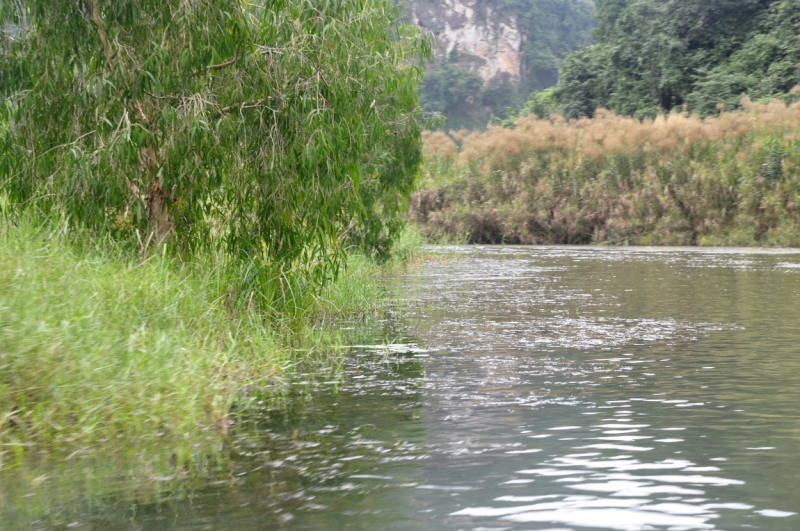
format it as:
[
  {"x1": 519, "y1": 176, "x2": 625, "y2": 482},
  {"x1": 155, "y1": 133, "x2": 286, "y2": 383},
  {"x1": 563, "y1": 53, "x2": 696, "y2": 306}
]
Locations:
[
  {"x1": 215, "y1": 100, "x2": 264, "y2": 117},
  {"x1": 207, "y1": 54, "x2": 239, "y2": 71},
  {"x1": 90, "y1": 0, "x2": 115, "y2": 70}
]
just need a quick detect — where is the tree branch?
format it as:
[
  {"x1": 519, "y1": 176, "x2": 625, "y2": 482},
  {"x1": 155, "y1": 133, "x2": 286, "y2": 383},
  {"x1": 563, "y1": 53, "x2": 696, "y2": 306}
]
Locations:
[
  {"x1": 215, "y1": 100, "x2": 262, "y2": 117},
  {"x1": 90, "y1": 0, "x2": 115, "y2": 70},
  {"x1": 208, "y1": 54, "x2": 239, "y2": 71},
  {"x1": 144, "y1": 90, "x2": 178, "y2": 101}
]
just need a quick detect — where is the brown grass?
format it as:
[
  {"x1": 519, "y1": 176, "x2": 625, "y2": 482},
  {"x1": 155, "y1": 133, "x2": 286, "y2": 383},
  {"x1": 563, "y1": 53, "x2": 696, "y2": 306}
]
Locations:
[{"x1": 411, "y1": 98, "x2": 800, "y2": 246}]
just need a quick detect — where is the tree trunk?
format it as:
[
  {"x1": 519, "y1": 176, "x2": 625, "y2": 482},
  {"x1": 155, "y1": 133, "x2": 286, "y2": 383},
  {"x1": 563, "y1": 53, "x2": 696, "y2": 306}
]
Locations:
[{"x1": 90, "y1": 0, "x2": 115, "y2": 70}]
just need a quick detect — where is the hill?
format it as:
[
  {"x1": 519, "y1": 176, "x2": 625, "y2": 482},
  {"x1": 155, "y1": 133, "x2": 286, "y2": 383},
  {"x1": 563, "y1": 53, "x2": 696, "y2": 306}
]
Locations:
[{"x1": 550, "y1": 0, "x2": 800, "y2": 118}]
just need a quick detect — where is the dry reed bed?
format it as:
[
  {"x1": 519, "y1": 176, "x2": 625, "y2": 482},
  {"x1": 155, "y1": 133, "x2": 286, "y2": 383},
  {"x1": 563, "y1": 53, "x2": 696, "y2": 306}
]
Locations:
[{"x1": 411, "y1": 98, "x2": 800, "y2": 246}]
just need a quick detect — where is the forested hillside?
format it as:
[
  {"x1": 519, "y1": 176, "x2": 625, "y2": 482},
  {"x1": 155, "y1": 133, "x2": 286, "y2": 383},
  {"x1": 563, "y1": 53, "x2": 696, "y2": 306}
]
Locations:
[
  {"x1": 410, "y1": 0, "x2": 596, "y2": 129},
  {"x1": 550, "y1": 0, "x2": 800, "y2": 118}
]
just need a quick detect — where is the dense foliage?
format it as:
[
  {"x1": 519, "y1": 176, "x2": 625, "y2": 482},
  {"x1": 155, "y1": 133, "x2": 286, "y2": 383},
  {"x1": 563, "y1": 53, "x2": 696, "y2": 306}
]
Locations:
[
  {"x1": 419, "y1": 50, "x2": 486, "y2": 130},
  {"x1": 413, "y1": 100, "x2": 800, "y2": 246},
  {"x1": 0, "y1": 0, "x2": 429, "y2": 296},
  {"x1": 510, "y1": 0, "x2": 598, "y2": 93},
  {"x1": 418, "y1": 0, "x2": 595, "y2": 129},
  {"x1": 0, "y1": 212, "x2": 394, "y2": 450},
  {"x1": 550, "y1": 0, "x2": 800, "y2": 118}
]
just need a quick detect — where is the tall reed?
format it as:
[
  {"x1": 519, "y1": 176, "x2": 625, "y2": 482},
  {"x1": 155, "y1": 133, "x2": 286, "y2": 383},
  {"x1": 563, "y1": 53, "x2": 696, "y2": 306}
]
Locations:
[{"x1": 412, "y1": 98, "x2": 800, "y2": 246}]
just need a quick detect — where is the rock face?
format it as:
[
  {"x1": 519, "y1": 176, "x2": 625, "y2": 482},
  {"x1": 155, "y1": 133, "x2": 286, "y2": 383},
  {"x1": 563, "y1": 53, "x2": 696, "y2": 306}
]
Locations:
[{"x1": 408, "y1": 0, "x2": 522, "y2": 88}]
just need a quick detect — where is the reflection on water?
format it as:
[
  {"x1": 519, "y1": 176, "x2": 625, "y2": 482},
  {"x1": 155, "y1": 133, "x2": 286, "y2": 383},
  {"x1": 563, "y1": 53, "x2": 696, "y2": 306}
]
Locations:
[{"x1": 4, "y1": 246, "x2": 800, "y2": 530}]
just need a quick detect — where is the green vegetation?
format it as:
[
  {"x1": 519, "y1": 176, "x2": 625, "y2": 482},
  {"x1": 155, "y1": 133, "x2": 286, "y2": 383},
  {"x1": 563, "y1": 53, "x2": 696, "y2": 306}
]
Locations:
[
  {"x1": 0, "y1": 0, "x2": 428, "y2": 456},
  {"x1": 414, "y1": 1, "x2": 800, "y2": 245},
  {"x1": 0, "y1": 215, "x2": 395, "y2": 459},
  {"x1": 418, "y1": 0, "x2": 596, "y2": 129},
  {"x1": 412, "y1": 100, "x2": 800, "y2": 245},
  {"x1": 1, "y1": 0, "x2": 428, "y2": 288},
  {"x1": 546, "y1": 0, "x2": 800, "y2": 118},
  {"x1": 511, "y1": 0, "x2": 597, "y2": 94},
  {"x1": 420, "y1": 51, "x2": 487, "y2": 131},
  {"x1": 0, "y1": 217, "x2": 274, "y2": 453}
]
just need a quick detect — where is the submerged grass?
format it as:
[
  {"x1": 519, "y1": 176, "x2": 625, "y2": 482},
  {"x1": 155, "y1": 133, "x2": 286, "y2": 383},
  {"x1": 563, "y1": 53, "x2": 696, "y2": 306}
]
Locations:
[
  {"x1": 0, "y1": 216, "x2": 395, "y2": 464},
  {"x1": 412, "y1": 98, "x2": 800, "y2": 246}
]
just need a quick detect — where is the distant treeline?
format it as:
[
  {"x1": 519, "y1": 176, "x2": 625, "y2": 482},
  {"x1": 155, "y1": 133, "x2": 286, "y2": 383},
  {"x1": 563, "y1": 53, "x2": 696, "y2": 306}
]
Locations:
[
  {"x1": 542, "y1": 0, "x2": 800, "y2": 119},
  {"x1": 426, "y1": 0, "x2": 800, "y2": 128},
  {"x1": 411, "y1": 99, "x2": 800, "y2": 246},
  {"x1": 411, "y1": 1, "x2": 800, "y2": 247}
]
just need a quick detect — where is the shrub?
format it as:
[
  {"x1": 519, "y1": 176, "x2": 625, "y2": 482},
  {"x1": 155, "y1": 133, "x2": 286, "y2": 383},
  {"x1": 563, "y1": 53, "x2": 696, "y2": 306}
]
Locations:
[{"x1": 412, "y1": 98, "x2": 800, "y2": 246}]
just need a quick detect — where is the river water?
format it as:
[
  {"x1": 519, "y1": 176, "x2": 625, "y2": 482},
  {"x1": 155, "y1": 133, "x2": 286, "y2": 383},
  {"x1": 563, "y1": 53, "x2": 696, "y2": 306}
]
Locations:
[{"x1": 5, "y1": 246, "x2": 800, "y2": 530}]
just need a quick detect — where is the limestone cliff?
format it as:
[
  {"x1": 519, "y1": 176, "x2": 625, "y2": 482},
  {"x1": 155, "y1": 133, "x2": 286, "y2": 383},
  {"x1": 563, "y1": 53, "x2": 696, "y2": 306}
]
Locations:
[
  {"x1": 411, "y1": 0, "x2": 595, "y2": 128},
  {"x1": 408, "y1": 0, "x2": 523, "y2": 88}
]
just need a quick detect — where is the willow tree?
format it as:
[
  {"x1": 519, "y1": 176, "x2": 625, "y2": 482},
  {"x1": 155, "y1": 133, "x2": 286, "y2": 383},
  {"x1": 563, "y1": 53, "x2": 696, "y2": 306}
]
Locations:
[{"x1": 0, "y1": 0, "x2": 429, "y2": 290}]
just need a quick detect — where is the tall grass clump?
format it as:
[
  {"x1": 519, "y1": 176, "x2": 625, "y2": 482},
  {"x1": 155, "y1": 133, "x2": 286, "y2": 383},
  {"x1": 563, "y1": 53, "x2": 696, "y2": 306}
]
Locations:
[
  {"x1": 0, "y1": 215, "x2": 398, "y2": 461},
  {"x1": 411, "y1": 97, "x2": 800, "y2": 246},
  {"x1": 0, "y1": 218, "x2": 282, "y2": 458}
]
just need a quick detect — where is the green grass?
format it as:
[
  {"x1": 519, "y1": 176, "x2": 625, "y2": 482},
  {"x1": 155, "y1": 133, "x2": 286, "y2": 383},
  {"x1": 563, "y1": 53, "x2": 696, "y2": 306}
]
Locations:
[{"x1": 0, "y1": 217, "x2": 397, "y2": 463}]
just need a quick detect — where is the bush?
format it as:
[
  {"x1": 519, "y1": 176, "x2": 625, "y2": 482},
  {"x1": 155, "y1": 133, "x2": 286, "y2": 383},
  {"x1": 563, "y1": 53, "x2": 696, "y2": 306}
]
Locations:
[{"x1": 411, "y1": 98, "x2": 800, "y2": 246}]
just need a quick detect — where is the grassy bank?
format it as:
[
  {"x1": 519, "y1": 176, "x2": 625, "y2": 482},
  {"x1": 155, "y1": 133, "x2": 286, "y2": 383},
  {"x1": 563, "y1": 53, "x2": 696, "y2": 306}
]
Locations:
[
  {"x1": 412, "y1": 98, "x2": 800, "y2": 246},
  {"x1": 0, "y1": 218, "x2": 395, "y2": 462}
]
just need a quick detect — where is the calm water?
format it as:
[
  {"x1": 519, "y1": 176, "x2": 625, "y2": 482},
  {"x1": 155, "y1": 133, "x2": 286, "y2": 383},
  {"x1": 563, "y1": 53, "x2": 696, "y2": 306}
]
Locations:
[{"x1": 5, "y1": 246, "x2": 800, "y2": 530}]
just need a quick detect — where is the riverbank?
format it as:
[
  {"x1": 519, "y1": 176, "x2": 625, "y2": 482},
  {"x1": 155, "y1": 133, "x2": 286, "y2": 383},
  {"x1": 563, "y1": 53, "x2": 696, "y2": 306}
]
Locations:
[
  {"x1": 411, "y1": 99, "x2": 800, "y2": 246},
  {"x1": 0, "y1": 218, "x2": 405, "y2": 463},
  {"x1": 7, "y1": 244, "x2": 800, "y2": 530}
]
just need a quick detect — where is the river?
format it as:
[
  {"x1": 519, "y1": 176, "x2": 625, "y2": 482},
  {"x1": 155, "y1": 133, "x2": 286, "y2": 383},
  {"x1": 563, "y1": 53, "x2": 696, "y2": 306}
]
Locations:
[{"x1": 4, "y1": 245, "x2": 800, "y2": 530}]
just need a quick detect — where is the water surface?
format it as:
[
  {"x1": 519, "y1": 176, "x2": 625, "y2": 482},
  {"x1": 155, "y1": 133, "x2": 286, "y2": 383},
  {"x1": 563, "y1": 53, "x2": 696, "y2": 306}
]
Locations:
[{"x1": 5, "y1": 245, "x2": 800, "y2": 530}]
